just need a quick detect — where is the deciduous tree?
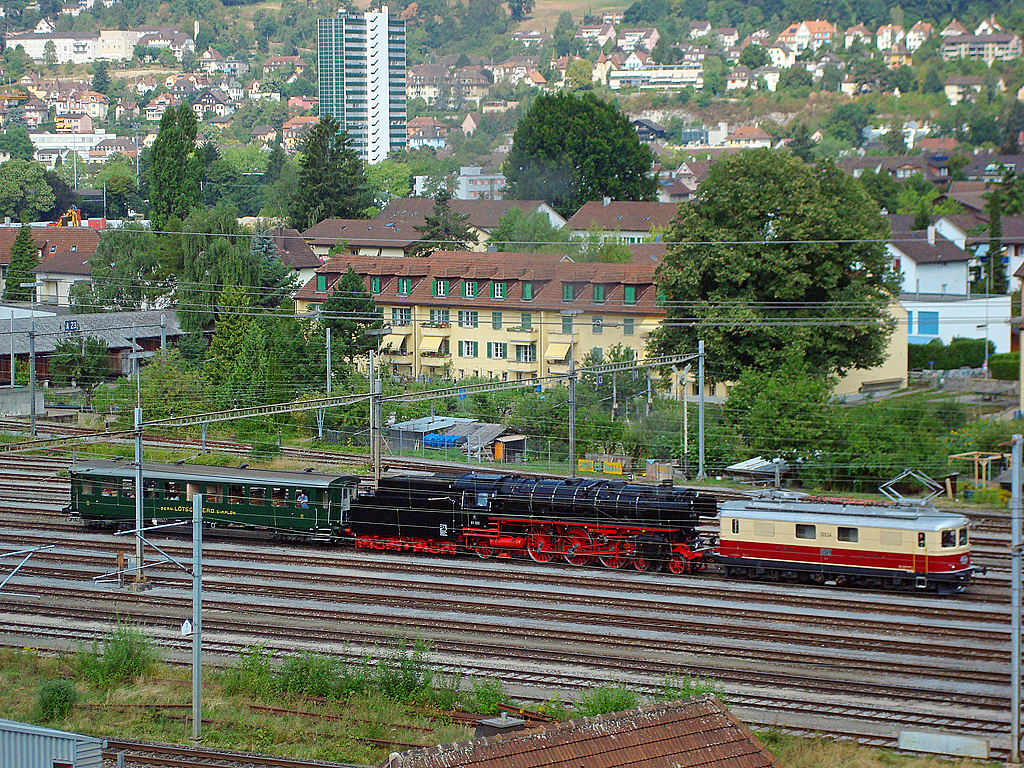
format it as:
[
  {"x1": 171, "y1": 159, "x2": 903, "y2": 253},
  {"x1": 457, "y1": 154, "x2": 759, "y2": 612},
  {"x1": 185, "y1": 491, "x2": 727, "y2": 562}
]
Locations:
[
  {"x1": 0, "y1": 159, "x2": 56, "y2": 222},
  {"x1": 650, "y1": 150, "x2": 899, "y2": 383},
  {"x1": 320, "y1": 266, "x2": 383, "y2": 367},
  {"x1": 69, "y1": 224, "x2": 167, "y2": 312},
  {"x1": 149, "y1": 104, "x2": 201, "y2": 228},
  {"x1": 48, "y1": 336, "x2": 110, "y2": 405},
  {"x1": 504, "y1": 92, "x2": 657, "y2": 217}
]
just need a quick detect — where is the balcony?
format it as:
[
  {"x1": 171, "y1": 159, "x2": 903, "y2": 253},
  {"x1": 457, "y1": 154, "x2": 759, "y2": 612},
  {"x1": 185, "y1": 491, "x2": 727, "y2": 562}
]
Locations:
[{"x1": 506, "y1": 326, "x2": 536, "y2": 344}]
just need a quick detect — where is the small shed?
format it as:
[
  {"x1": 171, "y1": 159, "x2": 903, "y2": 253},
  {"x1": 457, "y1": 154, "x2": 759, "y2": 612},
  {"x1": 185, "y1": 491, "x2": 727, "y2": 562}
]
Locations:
[
  {"x1": 387, "y1": 416, "x2": 477, "y2": 453},
  {"x1": 0, "y1": 718, "x2": 106, "y2": 768}
]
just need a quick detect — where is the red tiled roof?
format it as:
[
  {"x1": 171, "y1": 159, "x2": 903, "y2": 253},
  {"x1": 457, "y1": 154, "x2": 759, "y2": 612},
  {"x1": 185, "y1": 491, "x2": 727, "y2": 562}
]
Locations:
[
  {"x1": 0, "y1": 225, "x2": 100, "y2": 271},
  {"x1": 566, "y1": 200, "x2": 679, "y2": 232},
  {"x1": 383, "y1": 696, "x2": 779, "y2": 768},
  {"x1": 376, "y1": 198, "x2": 559, "y2": 232}
]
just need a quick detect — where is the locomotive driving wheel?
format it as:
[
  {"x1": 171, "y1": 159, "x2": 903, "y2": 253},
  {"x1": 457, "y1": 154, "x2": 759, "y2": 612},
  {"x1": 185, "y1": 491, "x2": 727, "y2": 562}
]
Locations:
[
  {"x1": 599, "y1": 546, "x2": 628, "y2": 569},
  {"x1": 667, "y1": 554, "x2": 688, "y2": 575},
  {"x1": 527, "y1": 526, "x2": 556, "y2": 563},
  {"x1": 562, "y1": 527, "x2": 593, "y2": 566},
  {"x1": 473, "y1": 545, "x2": 494, "y2": 559}
]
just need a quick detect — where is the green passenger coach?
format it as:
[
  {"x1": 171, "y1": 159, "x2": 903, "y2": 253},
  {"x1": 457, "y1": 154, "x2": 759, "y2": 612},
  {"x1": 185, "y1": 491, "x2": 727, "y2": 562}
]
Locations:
[{"x1": 70, "y1": 460, "x2": 360, "y2": 541}]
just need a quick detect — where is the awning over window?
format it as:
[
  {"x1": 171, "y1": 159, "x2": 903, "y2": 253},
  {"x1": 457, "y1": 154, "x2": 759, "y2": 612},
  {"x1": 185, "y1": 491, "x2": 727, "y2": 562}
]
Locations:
[
  {"x1": 544, "y1": 341, "x2": 572, "y2": 361},
  {"x1": 379, "y1": 334, "x2": 405, "y2": 352},
  {"x1": 419, "y1": 336, "x2": 444, "y2": 353}
]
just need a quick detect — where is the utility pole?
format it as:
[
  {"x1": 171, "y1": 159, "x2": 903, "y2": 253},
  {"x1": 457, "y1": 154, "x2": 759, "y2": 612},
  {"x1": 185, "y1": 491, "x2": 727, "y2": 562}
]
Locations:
[
  {"x1": 191, "y1": 493, "x2": 203, "y2": 742},
  {"x1": 568, "y1": 356, "x2": 577, "y2": 477},
  {"x1": 19, "y1": 283, "x2": 38, "y2": 436},
  {"x1": 698, "y1": 339, "x2": 705, "y2": 479},
  {"x1": 1012, "y1": 434, "x2": 1021, "y2": 765},
  {"x1": 326, "y1": 326, "x2": 332, "y2": 395}
]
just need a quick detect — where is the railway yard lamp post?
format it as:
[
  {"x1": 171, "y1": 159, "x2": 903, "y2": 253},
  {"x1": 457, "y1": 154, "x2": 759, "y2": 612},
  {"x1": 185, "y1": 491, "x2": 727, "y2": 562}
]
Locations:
[
  {"x1": 365, "y1": 328, "x2": 392, "y2": 486},
  {"x1": 697, "y1": 339, "x2": 705, "y2": 479},
  {"x1": 19, "y1": 282, "x2": 40, "y2": 437}
]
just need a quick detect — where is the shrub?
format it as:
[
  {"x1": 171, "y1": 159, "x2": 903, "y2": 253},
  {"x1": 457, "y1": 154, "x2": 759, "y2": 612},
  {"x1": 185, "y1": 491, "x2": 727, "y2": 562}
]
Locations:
[
  {"x1": 76, "y1": 623, "x2": 159, "y2": 688},
  {"x1": 222, "y1": 644, "x2": 275, "y2": 697},
  {"x1": 36, "y1": 679, "x2": 77, "y2": 721},
  {"x1": 464, "y1": 678, "x2": 509, "y2": 714},
  {"x1": 536, "y1": 694, "x2": 571, "y2": 720},
  {"x1": 660, "y1": 673, "x2": 723, "y2": 702},
  {"x1": 988, "y1": 352, "x2": 1019, "y2": 380},
  {"x1": 277, "y1": 652, "x2": 341, "y2": 698},
  {"x1": 375, "y1": 640, "x2": 433, "y2": 701},
  {"x1": 575, "y1": 685, "x2": 638, "y2": 716}
]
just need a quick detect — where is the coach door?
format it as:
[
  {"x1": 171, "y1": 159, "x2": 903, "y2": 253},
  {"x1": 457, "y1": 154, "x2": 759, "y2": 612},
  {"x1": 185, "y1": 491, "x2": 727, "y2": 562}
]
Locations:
[{"x1": 914, "y1": 531, "x2": 927, "y2": 573}]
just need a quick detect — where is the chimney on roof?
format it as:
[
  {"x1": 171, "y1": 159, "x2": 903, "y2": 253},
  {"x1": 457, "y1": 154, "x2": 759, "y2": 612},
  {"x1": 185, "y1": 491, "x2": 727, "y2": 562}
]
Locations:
[
  {"x1": 603, "y1": 196, "x2": 611, "y2": 206},
  {"x1": 927, "y1": 225, "x2": 935, "y2": 245}
]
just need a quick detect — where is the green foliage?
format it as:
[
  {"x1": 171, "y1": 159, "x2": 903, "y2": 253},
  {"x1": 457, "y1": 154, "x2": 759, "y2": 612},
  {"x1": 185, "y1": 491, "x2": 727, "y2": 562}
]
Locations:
[
  {"x1": 0, "y1": 126, "x2": 37, "y2": 161},
  {"x1": 907, "y1": 337, "x2": 993, "y2": 370},
  {"x1": 289, "y1": 114, "x2": 373, "y2": 230},
  {"x1": 723, "y1": 354, "x2": 836, "y2": 464},
  {"x1": 365, "y1": 161, "x2": 412, "y2": 208},
  {"x1": 659, "y1": 673, "x2": 722, "y2": 702},
  {"x1": 0, "y1": 159, "x2": 56, "y2": 222},
  {"x1": 988, "y1": 352, "x2": 1019, "y2": 380},
  {"x1": 36, "y1": 679, "x2": 78, "y2": 722},
  {"x1": 464, "y1": 678, "x2": 509, "y2": 714},
  {"x1": 278, "y1": 652, "x2": 342, "y2": 697},
  {"x1": 375, "y1": 640, "x2": 434, "y2": 701},
  {"x1": 321, "y1": 266, "x2": 384, "y2": 364},
  {"x1": 576, "y1": 685, "x2": 639, "y2": 716},
  {"x1": 652, "y1": 150, "x2": 898, "y2": 383},
  {"x1": 47, "y1": 336, "x2": 110, "y2": 404},
  {"x1": 75, "y1": 623, "x2": 159, "y2": 689},
  {"x1": 504, "y1": 92, "x2": 657, "y2": 217},
  {"x1": 490, "y1": 207, "x2": 571, "y2": 252},
  {"x1": 222, "y1": 644, "x2": 276, "y2": 697},
  {"x1": 823, "y1": 102, "x2": 873, "y2": 146},
  {"x1": 535, "y1": 694, "x2": 571, "y2": 720},
  {"x1": 411, "y1": 187, "x2": 478, "y2": 256},
  {"x1": 2, "y1": 225, "x2": 38, "y2": 301},
  {"x1": 72, "y1": 224, "x2": 166, "y2": 312},
  {"x1": 92, "y1": 349, "x2": 214, "y2": 424},
  {"x1": 149, "y1": 104, "x2": 202, "y2": 228}
]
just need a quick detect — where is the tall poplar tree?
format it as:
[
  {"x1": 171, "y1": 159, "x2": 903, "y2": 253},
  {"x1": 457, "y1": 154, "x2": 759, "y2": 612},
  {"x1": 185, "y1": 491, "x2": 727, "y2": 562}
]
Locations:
[
  {"x1": 288, "y1": 115, "x2": 372, "y2": 230},
  {"x1": 2, "y1": 225, "x2": 38, "y2": 302},
  {"x1": 150, "y1": 104, "x2": 201, "y2": 228}
]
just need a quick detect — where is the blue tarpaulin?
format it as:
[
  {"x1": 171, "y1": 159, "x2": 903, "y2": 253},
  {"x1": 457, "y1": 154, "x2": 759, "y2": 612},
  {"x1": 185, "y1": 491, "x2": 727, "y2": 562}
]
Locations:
[{"x1": 423, "y1": 433, "x2": 467, "y2": 448}]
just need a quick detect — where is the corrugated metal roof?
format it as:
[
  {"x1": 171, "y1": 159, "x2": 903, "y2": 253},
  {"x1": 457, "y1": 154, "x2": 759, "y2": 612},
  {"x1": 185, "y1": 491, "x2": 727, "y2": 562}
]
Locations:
[
  {"x1": 382, "y1": 696, "x2": 779, "y2": 768},
  {"x1": 0, "y1": 718, "x2": 105, "y2": 768}
]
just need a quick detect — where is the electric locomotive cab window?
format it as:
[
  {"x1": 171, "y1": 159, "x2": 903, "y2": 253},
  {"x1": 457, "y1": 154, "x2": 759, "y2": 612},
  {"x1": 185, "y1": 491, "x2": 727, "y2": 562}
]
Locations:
[
  {"x1": 731, "y1": 518, "x2": 739, "y2": 534},
  {"x1": 837, "y1": 526, "x2": 858, "y2": 542},
  {"x1": 941, "y1": 529, "x2": 957, "y2": 547},
  {"x1": 795, "y1": 524, "x2": 816, "y2": 539},
  {"x1": 918, "y1": 532, "x2": 926, "y2": 548},
  {"x1": 959, "y1": 527, "x2": 968, "y2": 546}
]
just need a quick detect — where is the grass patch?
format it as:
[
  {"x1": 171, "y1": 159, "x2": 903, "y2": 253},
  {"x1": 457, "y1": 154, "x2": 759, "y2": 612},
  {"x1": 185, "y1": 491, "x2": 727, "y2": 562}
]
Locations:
[
  {"x1": 75, "y1": 623, "x2": 159, "y2": 689},
  {"x1": 756, "y1": 730, "x2": 1001, "y2": 768}
]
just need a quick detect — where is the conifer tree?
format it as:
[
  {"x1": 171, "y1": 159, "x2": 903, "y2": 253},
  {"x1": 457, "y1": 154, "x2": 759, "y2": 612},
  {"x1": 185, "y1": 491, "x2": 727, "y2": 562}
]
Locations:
[
  {"x1": 410, "y1": 188, "x2": 477, "y2": 257},
  {"x1": 2, "y1": 226, "x2": 38, "y2": 302},
  {"x1": 204, "y1": 284, "x2": 252, "y2": 385},
  {"x1": 289, "y1": 115, "x2": 372, "y2": 230}
]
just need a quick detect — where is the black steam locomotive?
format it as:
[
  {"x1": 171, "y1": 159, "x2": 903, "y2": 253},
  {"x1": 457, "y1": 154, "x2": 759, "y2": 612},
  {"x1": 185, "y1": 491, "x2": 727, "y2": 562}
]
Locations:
[{"x1": 347, "y1": 473, "x2": 717, "y2": 573}]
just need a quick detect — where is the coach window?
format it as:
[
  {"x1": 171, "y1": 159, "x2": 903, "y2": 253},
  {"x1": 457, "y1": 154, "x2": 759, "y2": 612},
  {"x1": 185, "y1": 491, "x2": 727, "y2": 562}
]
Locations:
[
  {"x1": 941, "y1": 529, "x2": 957, "y2": 547},
  {"x1": 228, "y1": 485, "x2": 244, "y2": 504},
  {"x1": 143, "y1": 480, "x2": 157, "y2": 498},
  {"x1": 251, "y1": 487, "x2": 267, "y2": 505},
  {"x1": 121, "y1": 479, "x2": 134, "y2": 497},
  {"x1": 164, "y1": 482, "x2": 182, "y2": 500},
  {"x1": 100, "y1": 479, "x2": 117, "y2": 497},
  {"x1": 206, "y1": 484, "x2": 223, "y2": 504},
  {"x1": 731, "y1": 518, "x2": 739, "y2": 534},
  {"x1": 795, "y1": 524, "x2": 816, "y2": 539},
  {"x1": 81, "y1": 480, "x2": 95, "y2": 495},
  {"x1": 837, "y1": 526, "x2": 858, "y2": 543},
  {"x1": 959, "y1": 527, "x2": 968, "y2": 546},
  {"x1": 917, "y1": 532, "x2": 926, "y2": 547},
  {"x1": 272, "y1": 487, "x2": 287, "y2": 507}
]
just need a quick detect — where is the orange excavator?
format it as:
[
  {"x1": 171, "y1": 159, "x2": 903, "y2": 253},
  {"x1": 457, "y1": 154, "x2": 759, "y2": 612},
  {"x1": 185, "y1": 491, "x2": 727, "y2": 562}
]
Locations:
[{"x1": 49, "y1": 206, "x2": 82, "y2": 227}]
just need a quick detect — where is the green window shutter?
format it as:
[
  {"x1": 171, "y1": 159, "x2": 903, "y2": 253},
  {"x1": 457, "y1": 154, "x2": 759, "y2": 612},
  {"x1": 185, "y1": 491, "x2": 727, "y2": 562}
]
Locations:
[
  {"x1": 522, "y1": 313, "x2": 532, "y2": 330},
  {"x1": 316, "y1": 274, "x2": 327, "y2": 292},
  {"x1": 594, "y1": 285, "x2": 604, "y2": 302},
  {"x1": 492, "y1": 311, "x2": 502, "y2": 330},
  {"x1": 522, "y1": 282, "x2": 533, "y2": 300},
  {"x1": 370, "y1": 277, "x2": 380, "y2": 293},
  {"x1": 562, "y1": 284, "x2": 573, "y2": 301},
  {"x1": 624, "y1": 286, "x2": 636, "y2": 304},
  {"x1": 432, "y1": 280, "x2": 438, "y2": 296},
  {"x1": 487, "y1": 343, "x2": 492, "y2": 358}
]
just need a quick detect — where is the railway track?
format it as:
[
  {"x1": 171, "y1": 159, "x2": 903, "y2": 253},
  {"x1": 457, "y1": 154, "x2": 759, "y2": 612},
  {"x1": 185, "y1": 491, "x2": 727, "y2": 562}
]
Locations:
[
  {"x1": 0, "y1": 436, "x2": 1019, "y2": 761},
  {"x1": 103, "y1": 739, "x2": 362, "y2": 768}
]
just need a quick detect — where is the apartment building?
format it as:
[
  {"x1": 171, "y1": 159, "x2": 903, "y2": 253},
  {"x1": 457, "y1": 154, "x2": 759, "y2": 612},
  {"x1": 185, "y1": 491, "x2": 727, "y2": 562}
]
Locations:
[
  {"x1": 294, "y1": 251, "x2": 665, "y2": 382},
  {"x1": 318, "y1": 6, "x2": 407, "y2": 164}
]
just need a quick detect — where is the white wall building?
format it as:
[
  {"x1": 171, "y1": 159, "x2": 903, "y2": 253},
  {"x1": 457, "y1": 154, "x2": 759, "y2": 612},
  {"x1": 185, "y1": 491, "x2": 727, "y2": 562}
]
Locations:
[{"x1": 902, "y1": 294, "x2": 1011, "y2": 352}]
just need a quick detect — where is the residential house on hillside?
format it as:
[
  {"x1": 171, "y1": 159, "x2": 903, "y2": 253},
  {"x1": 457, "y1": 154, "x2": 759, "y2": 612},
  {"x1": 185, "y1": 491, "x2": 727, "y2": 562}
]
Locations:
[
  {"x1": 283, "y1": 115, "x2": 319, "y2": 152},
  {"x1": 375, "y1": 198, "x2": 565, "y2": 247},
  {"x1": 574, "y1": 23, "x2": 617, "y2": 47},
  {"x1": 845, "y1": 23, "x2": 872, "y2": 47},
  {"x1": 875, "y1": 23, "x2": 904, "y2": 50},
  {"x1": 193, "y1": 89, "x2": 235, "y2": 118},
  {"x1": 565, "y1": 200, "x2": 678, "y2": 242},
  {"x1": 618, "y1": 27, "x2": 660, "y2": 51},
  {"x1": 724, "y1": 125, "x2": 772, "y2": 148},
  {"x1": 941, "y1": 33, "x2": 1022, "y2": 63},
  {"x1": 0, "y1": 226, "x2": 100, "y2": 304},
  {"x1": 944, "y1": 76, "x2": 985, "y2": 104},
  {"x1": 905, "y1": 21, "x2": 933, "y2": 50},
  {"x1": 941, "y1": 19, "x2": 969, "y2": 37},
  {"x1": 302, "y1": 219, "x2": 423, "y2": 259},
  {"x1": 632, "y1": 118, "x2": 668, "y2": 142},
  {"x1": 144, "y1": 92, "x2": 180, "y2": 122}
]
